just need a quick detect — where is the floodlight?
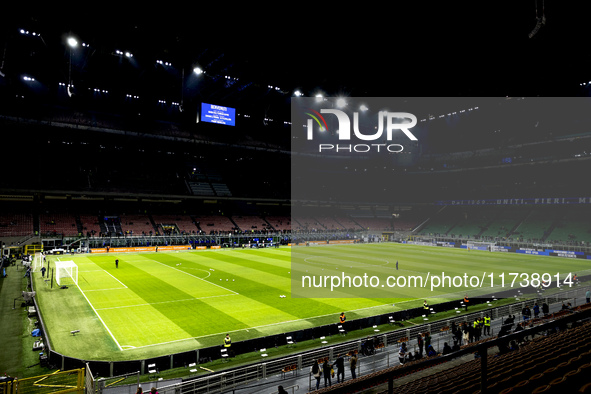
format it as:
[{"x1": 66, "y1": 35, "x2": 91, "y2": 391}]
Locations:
[
  {"x1": 193, "y1": 67, "x2": 203, "y2": 75},
  {"x1": 67, "y1": 37, "x2": 78, "y2": 48}
]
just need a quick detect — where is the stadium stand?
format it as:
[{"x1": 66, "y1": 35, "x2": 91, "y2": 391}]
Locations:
[
  {"x1": 0, "y1": 212, "x2": 34, "y2": 237},
  {"x1": 4, "y1": 16, "x2": 591, "y2": 393},
  {"x1": 151, "y1": 214, "x2": 199, "y2": 234},
  {"x1": 38, "y1": 212, "x2": 78, "y2": 236},
  {"x1": 307, "y1": 305, "x2": 591, "y2": 394},
  {"x1": 230, "y1": 215, "x2": 272, "y2": 233},
  {"x1": 119, "y1": 214, "x2": 158, "y2": 236},
  {"x1": 194, "y1": 215, "x2": 237, "y2": 234},
  {"x1": 265, "y1": 216, "x2": 291, "y2": 232},
  {"x1": 353, "y1": 217, "x2": 393, "y2": 231},
  {"x1": 391, "y1": 319, "x2": 591, "y2": 393},
  {"x1": 78, "y1": 214, "x2": 102, "y2": 237}
]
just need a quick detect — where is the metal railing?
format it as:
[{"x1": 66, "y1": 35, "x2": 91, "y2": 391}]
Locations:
[{"x1": 148, "y1": 286, "x2": 587, "y2": 394}]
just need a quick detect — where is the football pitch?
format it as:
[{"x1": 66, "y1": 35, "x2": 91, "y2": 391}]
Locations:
[{"x1": 33, "y1": 243, "x2": 591, "y2": 362}]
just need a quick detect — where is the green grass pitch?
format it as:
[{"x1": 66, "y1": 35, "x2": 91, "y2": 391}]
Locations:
[{"x1": 32, "y1": 244, "x2": 591, "y2": 362}]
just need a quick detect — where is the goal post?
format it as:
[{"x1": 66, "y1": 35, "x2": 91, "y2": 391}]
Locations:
[{"x1": 54, "y1": 260, "x2": 78, "y2": 287}]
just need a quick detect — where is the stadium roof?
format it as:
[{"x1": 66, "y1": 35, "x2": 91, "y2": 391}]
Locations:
[{"x1": 3, "y1": 3, "x2": 591, "y2": 108}]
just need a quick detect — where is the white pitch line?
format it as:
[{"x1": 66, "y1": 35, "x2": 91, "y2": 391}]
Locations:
[
  {"x1": 121, "y1": 302, "x2": 393, "y2": 351},
  {"x1": 73, "y1": 256, "x2": 238, "y2": 352},
  {"x1": 75, "y1": 283, "x2": 123, "y2": 351},
  {"x1": 103, "y1": 270, "x2": 128, "y2": 289},
  {"x1": 95, "y1": 293, "x2": 237, "y2": 311},
  {"x1": 148, "y1": 258, "x2": 239, "y2": 295}
]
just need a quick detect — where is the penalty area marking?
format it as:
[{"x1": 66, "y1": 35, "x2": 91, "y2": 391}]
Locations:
[
  {"x1": 104, "y1": 270, "x2": 128, "y2": 288},
  {"x1": 71, "y1": 257, "x2": 238, "y2": 352},
  {"x1": 79, "y1": 270, "x2": 128, "y2": 292},
  {"x1": 75, "y1": 283, "x2": 124, "y2": 351}
]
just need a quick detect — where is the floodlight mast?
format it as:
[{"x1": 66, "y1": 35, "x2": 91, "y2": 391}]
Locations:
[
  {"x1": 529, "y1": 0, "x2": 546, "y2": 38},
  {"x1": 67, "y1": 36, "x2": 77, "y2": 97}
]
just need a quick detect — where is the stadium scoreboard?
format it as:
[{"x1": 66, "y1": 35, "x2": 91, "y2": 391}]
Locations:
[{"x1": 201, "y1": 103, "x2": 236, "y2": 126}]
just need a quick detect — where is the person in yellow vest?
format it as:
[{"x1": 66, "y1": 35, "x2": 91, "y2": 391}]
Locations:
[
  {"x1": 423, "y1": 300, "x2": 429, "y2": 314},
  {"x1": 223, "y1": 334, "x2": 232, "y2": 357},
  {"x1": 473, "y1": 318, "x2": 481, "y2": 341},
  {"x1": 484, "y1": 314, "x2": 491, "y2": 336}
]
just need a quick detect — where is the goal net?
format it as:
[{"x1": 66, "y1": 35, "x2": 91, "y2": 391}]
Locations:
[{"x1": 55, "y1": 260, "x2": 78, "y2": 286}]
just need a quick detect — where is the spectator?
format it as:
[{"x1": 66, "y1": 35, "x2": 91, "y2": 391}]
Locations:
[
  {"x1": 426, "y1": 345, "x2": 437, "y2": 357},
  {"x1": 522, "y1": 305, "x2": 531, "y2": 322},
  {"x1": 533, "y1": 303, "x2": 540, "y2": 319},
  {"x1": 587, "y1": 289, "x2": 591, "y2": 304},
  {"x1": 332, "y1": 354, "x2": 345, "y2": 383},
  {"x1": 542, "y1": 302, "x2": 549, "y2": 316},
  {"x1": 398, "y1": 342, "x2": 407, "y2": 364},
  {"x1": 499, "y1": 315, "x2": 514, "y2": 337},
  {"x1": 277, "y1": 385, "x2": 288, "y2": 394},
  {"x1": 322, "y1": 360, "x2": 331, "y2": 388},
  {"x1": 509, "y1": 340, "x2": 519, "y2": 351},
  {"x1": 442, "y1": 342, "x2": 452, "y2": 355},
  {"x1": 349, "y1": 353, "x2": 357, "y2": 379},
  {"x1": 362, "y1": 336, "x2": 374, "y2": 355},
  {"x1": 310, "y1": 362, "x2": 321, "y2": 390},
  {"x1": 463, "y1": 323, "x2": 470, "y2": 344},
  {"x1": 417, "y1": 334, "x2": 424, "y2": 355}
]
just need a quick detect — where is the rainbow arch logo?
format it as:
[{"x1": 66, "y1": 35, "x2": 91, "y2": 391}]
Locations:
[{"x1": 304, "y1": 108, "x2": 329, "y2": 132}]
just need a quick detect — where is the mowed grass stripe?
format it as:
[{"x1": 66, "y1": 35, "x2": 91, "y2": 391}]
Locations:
[
  {"x1": 292, "y1": 245, "x2": 500, "y2": 297},
  {"x1": 296, "y1": 244, "x2": 591, "y2": 293},
  {"x1": 84, "y1": 254, "x2": 247, "y2": 347},
  {"x1": 154, "y1": 250, "x2": 389, "y2": 331},
  {"x1": 247, "y1": 248, "x2": 292, "y2": 262},
  {"x1": 209, "y1": 249, "x2": 291, "y2": 279},
  {"x1": 291, "y1": 246, "x2": 424, "y2": 297},
  {"x1": 138, "y1": 252, "x2": 322, "y2": 336},
  {"x1": 187, "y1": 250, "x2": 366, "y2": 321},
  {"x1": 125, "y1": 254, "x2": 237, "y2": 297}
]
